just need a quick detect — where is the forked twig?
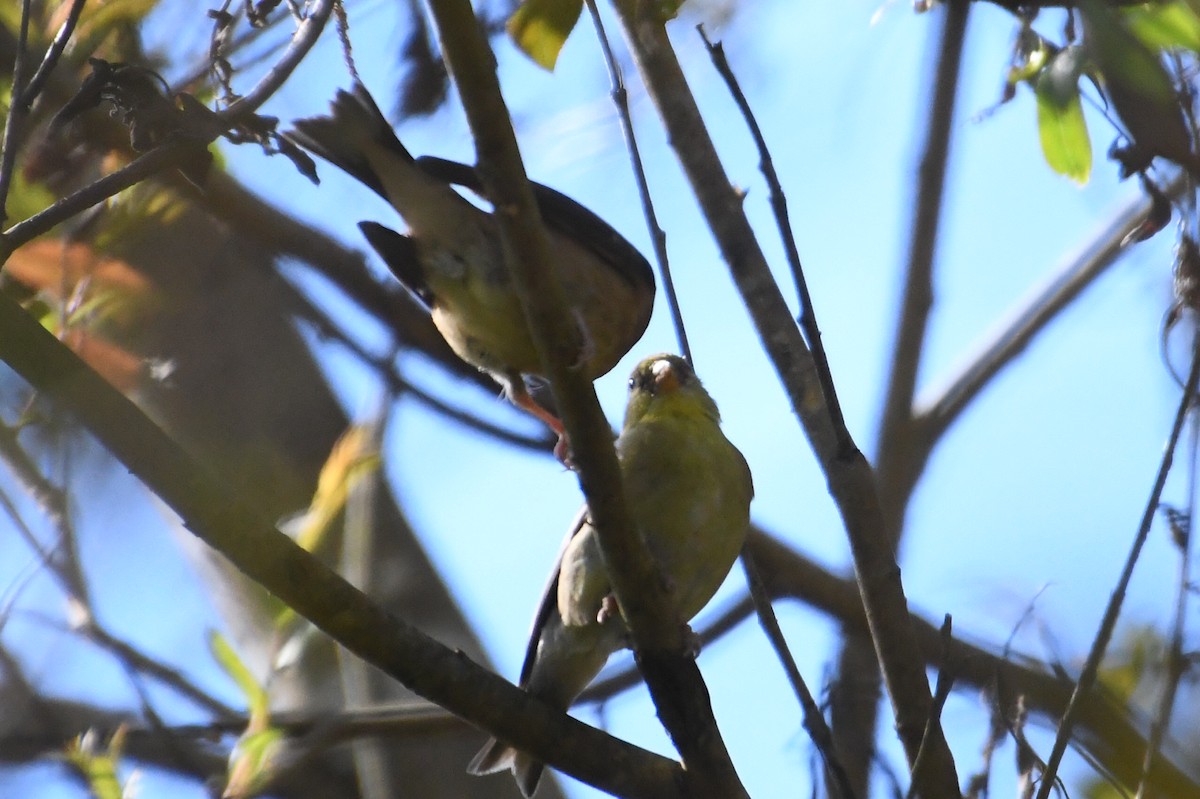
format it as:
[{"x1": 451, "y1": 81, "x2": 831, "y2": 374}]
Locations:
[{"x1": 1036, "y1": 333, "x2": 1200, "y2": 799}]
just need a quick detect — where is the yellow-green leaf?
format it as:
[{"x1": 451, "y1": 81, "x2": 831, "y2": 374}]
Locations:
[
  {"x1": 225, "y1": 728, "x2": 285, "y2": 799},
  {"x1": 208, "y1": 631, "x2": 269, "y2": 723},
  {"x1": 507, "y1": 0, "x2": 584, "y2": 70},
  {"x1": 64, "y1": 728, "x2": 127, "y2": 799},
  {"x1": 291, "y1": 424, "x2": 380, "y2": 554},
  {"x1": 1124, "y1": 1, "x2": 1200, "y2": 54},
  {"x1": 1035, "y1": 47, "x2": 1092, "y2": 183}
]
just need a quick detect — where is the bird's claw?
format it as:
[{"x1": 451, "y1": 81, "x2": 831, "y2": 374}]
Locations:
[{"x1": 596, "y1": 594, "x2": 620, "y2": 625}]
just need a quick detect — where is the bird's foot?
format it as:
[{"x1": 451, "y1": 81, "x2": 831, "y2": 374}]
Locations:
[
  {"x1": 596, "y1": 594, "x2": 620, "y2": 625},
  {"x1": 554, "y1": 431, "x2": 575, "y2": 470}
]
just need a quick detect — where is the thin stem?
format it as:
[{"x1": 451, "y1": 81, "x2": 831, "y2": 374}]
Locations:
[
  {"x1": 608, "y1": 1, "x2": 957, "y2": 791},
  {"x1": 583, "y1": 0, "x2": 691, "y2": 364},
  {"x1": 0, "y1": 0, "x2": 33, "y2": 223},
  {"x1": 1133, "y1": 368, "x2": 1198, "y2": 799},
  {"x1": 741, "y1": 547, "x2": 857, "y2": 799},
  {"x1": 20, "y1": 0, "x2": 87, "y2": 108},
  {"x1": 1035, "y1": 332, "x2": 1200, "y2": 799},
  {"x1": 698, "y1": 25, "x2": 849, "y2": 454},
  {"x1": 875, "y1": 0, "x2": 971, "y2": 539}
]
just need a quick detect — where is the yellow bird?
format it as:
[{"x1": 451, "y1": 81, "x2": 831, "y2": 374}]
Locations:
[
  {"x1": 286, "y1": 83, "x2": 655, "y2": 457},
  {"x1": 468, "y1": 354, "x2": 754, "y2": 796}
]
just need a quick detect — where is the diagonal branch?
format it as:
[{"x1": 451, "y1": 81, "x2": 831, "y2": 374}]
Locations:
[
  {"x1": 1035, "y1": 334, "x2": 1200, "y2": 799},
  {"x1": 608, "y1": 1, "x2": 959, "y2": 793},
  {"x1": 425, "y1": 0, "x2": 744, "y2": 793},
  {"x1": 916, "y1": 173, "x2": 1186, "y2": 441},
  {"x1": 0, "y1": 286, "x2": 685, "y2": 799}
]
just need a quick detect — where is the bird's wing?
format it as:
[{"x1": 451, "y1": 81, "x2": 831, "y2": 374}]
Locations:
[
  {"x1": 415, "y1": 155, "x2": 655, "y2": 295},
  {"x1": 358, "y1": 222, "x2": 434, "y2": 308},
  {"x1": 518, "y1": 505, "x2": 590, "y2": 687}
]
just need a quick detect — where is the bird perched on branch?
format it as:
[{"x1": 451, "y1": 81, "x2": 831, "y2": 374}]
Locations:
[
  {"x1": 286, "y1": 83, "x2": 655, "y2": 459},
  {"x1": 468, "y1": 354, "x2": 754, "y2": 797}
]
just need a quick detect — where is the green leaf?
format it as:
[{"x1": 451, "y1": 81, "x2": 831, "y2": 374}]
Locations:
[
  {"x1": 1080, "y1": 0, "x2": 1195, "y2": 169},
  {"x1": 64, "y1": 728, "x2": 127, "y2": 799},
  {"x1": 1035, "y1": 47, "x2": 1092, "y2": 183},
  {"x1": 1081, "y1": 0, "x2": 1176, "y2": 105},
  {"x1": 225, "y1": 728, "x2": 285, "y2": 798},
  {"x1": 1124, "y1": 1, "x2": 1200, "y2": 54},
  {"x1": 507, "y1": 0, "x2": 584, "y2": 71},
  {"x1": 208, "y1": 630, "x2": 269, "y2": 722}
]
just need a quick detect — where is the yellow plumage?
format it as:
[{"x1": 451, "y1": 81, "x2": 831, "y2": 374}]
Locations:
[
  {"x1": 286, "y1": 83, "x2": 655, "y2": 454},
  {"x1": 468, "y1": 353, "x2": 754, "y2": 796}
]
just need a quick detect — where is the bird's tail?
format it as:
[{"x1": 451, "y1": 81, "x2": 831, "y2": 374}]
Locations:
[
  {"x1": 467, "y1": 738, "x2": 544, "y2": 798},
  {"x1": 285, "y1": 81, "x2": 413, "y2": 198}
]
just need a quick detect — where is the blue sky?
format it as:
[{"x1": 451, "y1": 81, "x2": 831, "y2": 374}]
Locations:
[{"x1": 2, "y1": 0, "x2": 1195, "y2": 796}]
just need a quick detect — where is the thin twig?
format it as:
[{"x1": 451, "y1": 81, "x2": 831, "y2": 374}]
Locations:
[
  {"x1": 0, "y1": 0, "x2": 33, "y2": 223},
  {"x1": 741, "y1": 547, "x2": 857, "y2": 799},
  {"x1": 1134, "y1": 391, "x2": 1198, "y2": 799},
  {"x1": 20, "y1": 0, "x2": 87, "y2": 108},
  {"x1": 1035, "y1": 332, "x2": 1200, "y2": 799},
  {"x1": 84, "y1": 621, "x2": 241, "y2": 719},
  {"x1": 917, "y1": 171, "x2": 1188, "y2": 441},
  {"x1": 875, "y1": 0, "x2": 972, "y2": 537},
  {"x1": 1, "y1": 0, "x2": 336, "y2": 255},
  {"x1": 905, "y1": 615, "x2": 957, "y2": 799},
  {"x1": 608, "y1": 1, "x2": 956, "y2": 789},
  {"x1": 583, "y1": 0, "x2": 691, "y2": 365},
  {"x1": 217, "y1": 0, "x2": 335, "y2": 125},
  {"x1": 698, "y1": 25, "x2": 849, "y2": 454}
]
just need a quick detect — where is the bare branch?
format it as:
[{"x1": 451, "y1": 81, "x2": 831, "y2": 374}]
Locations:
[
  {"x1": 0, "y1": 285, "x2": 684, "y2": 799},
  {"x1": 425, "y1": 0, "x2": 743, "y2": 792},
  {"x1": 584, "y1": 0, "x2": 691, "y2": 365},
  {"x1": 1036, "y1": 335, "x2": 1200, "y2": 799}
]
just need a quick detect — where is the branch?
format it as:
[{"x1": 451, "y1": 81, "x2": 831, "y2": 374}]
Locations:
[
  {"x1": 1, "y1": 0, "x2": 336, "y2": 256},
  {"x1": 1035, "y1": 336, "x2": 1200, "y2": 799},
  {"x1": 916, "y1": 172, "x2": 1187, "y2": 440},
  {"x1": 586, "y1": 527, "x2": 1200, "y2": 796},
  {"x1": 0, "y1": 288, "x2": 684, "y2": 799},
  {"x1": 425, "y1": 0, "x2": 744, "y2": 793},
  {"x1": 608, "y1": 2, "x2": 959, "y2": 792},
  {"x1": 875, "y1": 0, "x2": 971, "y2": 537},
  {"x1": 584, "y1": 0, "x2": 692, "y2": 364}
]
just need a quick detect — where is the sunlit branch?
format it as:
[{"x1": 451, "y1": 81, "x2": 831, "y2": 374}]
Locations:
[{"x1": 917, "y1": 172, "x2": 1187, "y2": 441}]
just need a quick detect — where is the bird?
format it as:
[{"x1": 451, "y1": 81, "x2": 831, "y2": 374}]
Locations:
[
  {"x1": 285, "y1": 82, "x2": 655, "y2": 459},
  {"x1": 467, "y1": 353, "x2": 754, "y2": 797}
]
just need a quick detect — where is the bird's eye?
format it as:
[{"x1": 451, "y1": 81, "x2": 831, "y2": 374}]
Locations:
[{"x1": 629, "y1": 371, "x2": 654, "y2": 394}]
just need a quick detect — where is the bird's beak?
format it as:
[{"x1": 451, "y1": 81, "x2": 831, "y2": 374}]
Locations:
[{"x1": 650, "y1": 359, "x2": 681, "y2": 394}]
